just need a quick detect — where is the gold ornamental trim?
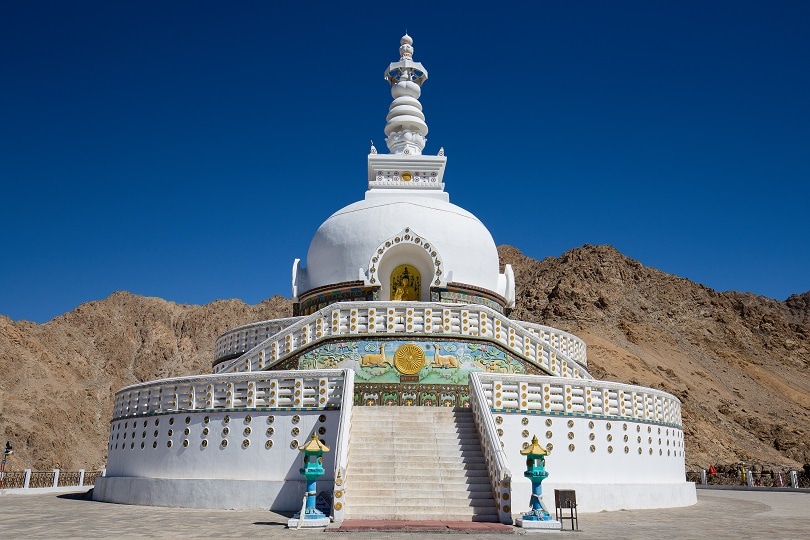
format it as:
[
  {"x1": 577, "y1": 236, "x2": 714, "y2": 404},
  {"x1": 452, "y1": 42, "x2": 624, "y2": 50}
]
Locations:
[{"x1": 393, "y1": 343, "x2": 426, "y2": 375}]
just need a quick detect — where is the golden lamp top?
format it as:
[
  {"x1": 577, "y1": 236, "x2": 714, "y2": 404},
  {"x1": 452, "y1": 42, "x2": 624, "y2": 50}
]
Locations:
[
  {"x1": 520, "y1": 435, "x2": 549, "y2": 456},
  {"x1": 299, "y1": 432, "x2": 330, "y2": 453}
]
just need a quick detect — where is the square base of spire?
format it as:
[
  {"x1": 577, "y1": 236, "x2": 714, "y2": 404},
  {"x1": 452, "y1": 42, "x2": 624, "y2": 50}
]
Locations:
[{"x1": 367, "y1": 154, "x2": 446, "y2": 190}]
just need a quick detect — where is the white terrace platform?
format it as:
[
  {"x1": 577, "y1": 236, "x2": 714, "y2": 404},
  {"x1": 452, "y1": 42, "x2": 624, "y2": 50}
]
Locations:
[{"x1": 94, "y1": 369, "x2": 695, "y2": 518}]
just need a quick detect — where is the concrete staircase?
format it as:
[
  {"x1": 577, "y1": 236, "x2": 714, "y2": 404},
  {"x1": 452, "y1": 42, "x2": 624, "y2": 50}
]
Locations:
[{"x1": 343, "y1": 406, "x2": 499, "y2": 522}]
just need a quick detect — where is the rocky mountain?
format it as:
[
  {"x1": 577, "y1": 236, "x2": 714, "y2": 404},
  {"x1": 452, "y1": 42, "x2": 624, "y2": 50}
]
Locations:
[
  {"x1": 0, "y1": 293, "x2": 291, "y2": 470},
  {"x1": 0, "y1": 245, "x2": 807, "y2": 474},
  {"x1": 500, "y1": 244, "x2": 809, "y2": 470}
]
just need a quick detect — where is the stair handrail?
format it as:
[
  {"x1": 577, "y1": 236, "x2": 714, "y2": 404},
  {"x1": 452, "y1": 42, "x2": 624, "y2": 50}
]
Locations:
[
  {"x1": 469, "y1": 372, "x2": 513, "y2": 525},
  {"x1": 331, "y1": 368, "x2": 354, "y2": 524}
]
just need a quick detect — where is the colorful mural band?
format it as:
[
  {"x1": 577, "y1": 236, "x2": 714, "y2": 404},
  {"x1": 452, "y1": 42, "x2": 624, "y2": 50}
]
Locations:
[
  {"x1": 297, "y1": 339, "x2": 526, "y2": 385},
  {"x1": 353, "y1": 382, "x2": 469, "y2": 407}
]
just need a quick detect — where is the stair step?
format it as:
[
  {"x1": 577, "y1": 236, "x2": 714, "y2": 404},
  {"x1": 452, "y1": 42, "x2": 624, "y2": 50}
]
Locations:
[
  {"x1": 350, "y1": 427, "x2": 476, "y2": 432},
  {"x1": 349, "y1": 459, "x2": 489, "y2": 467},
  {"x1": 346, "y1": 472, "x2": 492, "y2": 481},
  {"x1": 348, "y1": 473, "x2": 489, "y2": 482},
  {"x1": 349, "y1": 450, "x2": 484, "y2": 459},
  {"x1": 349, "y1": 439, "x2": 481, "y2": 447},
  {"x1": 349, "y1": 420, "x2": 476, "y2": 425},
  {"x1": 345, "y1": 407, "x2": 496, "y2": 521},
  {"x1": 350, "y1": 418, "x2": 475, "y2": 423},
  {"x1": 345, "y1": 514, "x2": 499, "y2": 522},
  {"x1": 349, "y1": 426, "x2": 477, "y2": 433},
  {"x1": 349, "y1": 436, "x2": 480, "y2": 443},
  {"x1": 346, "y1": 480, "x2": 492, "y2": 496},
  {"x1": 355, "y1": 410, "x2": 475, "y2": 413},
  {"x1": 349, "y1": 460, "x2": 489, "y2": 470},
  {"x1": 345, "y1": 507, "x2": 499, "y2": 518},
  {"x1": 345, "y1": 487, "x2": 493, "y2": 498},
  {"x1": 349, "y1": 463, "x2": 490, "y2": 472},
  {"x1": 349, "y1": 468, "x2": 490, "y2": 479},
  {"x1": 349, "y1": 441, "x2": 479, "y2": 448},
  {"x1": 349, "y1": 455, "x2": 485, "y2": 465},
  {"x1": 346, "y1": 494, "x2": 495, "y2": 509}
]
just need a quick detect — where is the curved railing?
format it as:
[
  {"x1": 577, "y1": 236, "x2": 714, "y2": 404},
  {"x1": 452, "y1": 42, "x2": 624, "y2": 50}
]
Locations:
[
  {"x1": 214, "y1": 316, "x2": 303, "y2": 363},
  {"x1": 476, "y1": 373, "x2": 682, "y2": 427},
  {"x1": 469, "y1": 373, "x2": 513, "y2": 524},
  {"x1": 111, "y1": 369, "x2": 348, "y2": 421},
  {"x1": 214, "y1": 301, "x2": 592, "y2": 381},
  {"x1": 512, "y1": 321, "x2": 587, "y2": 366}
]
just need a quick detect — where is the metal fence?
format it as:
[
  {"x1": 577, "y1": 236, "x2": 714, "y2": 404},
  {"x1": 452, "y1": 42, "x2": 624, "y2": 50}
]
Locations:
[
  {"x1": 28, "y1": 471, "x2": 56, "y2": 489},
  {"x1": 0, "y1": 471, "x2": 26, "y2": 489},
  {"x1": 83, "y1": 470, "x2": 104, "y2": 486},
  {"x1": 688, "y1": 469, "x2": 810, "y2": 488},
  {"x1": 0, "y1": 469, "x2": 105, "y2": 491},
  {"x1": 58, "y1": 471, "x2": 81, "y2": 487}
]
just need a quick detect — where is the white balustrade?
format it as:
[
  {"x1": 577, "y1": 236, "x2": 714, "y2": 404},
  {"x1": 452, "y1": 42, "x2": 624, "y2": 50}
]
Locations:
[
  {"x1": 514, "y1": 320, "x2": 587, "y2": 366},
  {"x1": 111, "y1": 370, "x2": 348, "y2": 420},
  {"x1": 475, "y1": 373, "x2": 683, "y2": 428},
  {"x1": 469, "y1": 373, "x2": 513, "y2": 524},
  {"x1": 214, "y1": 316, "x2": 303, "y2": 362},
  {"x1": 214, "y1": 302, "x2": 592, "y2": 381},
  {"x1": 331, "y1": 370, "x2": 354, "y2": 523}
]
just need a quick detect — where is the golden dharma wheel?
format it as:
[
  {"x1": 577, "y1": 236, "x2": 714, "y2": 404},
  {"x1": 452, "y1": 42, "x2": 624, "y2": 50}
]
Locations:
[{"x1": 393, "y1": 343, "x2": 426, "y2": 375}]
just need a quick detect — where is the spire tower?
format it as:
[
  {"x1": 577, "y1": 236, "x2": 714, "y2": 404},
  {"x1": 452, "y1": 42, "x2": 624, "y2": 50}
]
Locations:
[
  {"x1": 366, "y1": 34, "x2": 446, "y2": 192},
  {"x1": 384, "y1": 34, "x2": 429, "y2": 155}
]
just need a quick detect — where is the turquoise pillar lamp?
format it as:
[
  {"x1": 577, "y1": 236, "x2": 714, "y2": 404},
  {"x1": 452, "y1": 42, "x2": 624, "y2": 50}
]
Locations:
[
  {"x1": 520, "y1": 435, "x2": 554, "y2": 522},
  {"x1": 288, "y1": 433, "x2": 331, "y2": 528}
]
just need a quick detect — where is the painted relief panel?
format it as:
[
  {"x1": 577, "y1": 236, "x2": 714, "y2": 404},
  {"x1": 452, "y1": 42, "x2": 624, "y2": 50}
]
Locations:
[{"x1": 297, "y1": 340, "x2": 525, "y2": 385}]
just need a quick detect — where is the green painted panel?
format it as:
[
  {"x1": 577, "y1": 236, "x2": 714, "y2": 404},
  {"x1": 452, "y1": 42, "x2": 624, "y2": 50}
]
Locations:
[{"x1": 297, "y1": 339, "x2": 525, "y2": 384}]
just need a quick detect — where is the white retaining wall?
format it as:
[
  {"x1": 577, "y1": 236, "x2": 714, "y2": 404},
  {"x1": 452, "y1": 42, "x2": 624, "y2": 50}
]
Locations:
[
  {"x1": 96, "y1": 370, "x2": 348, "y2": 511},
  {"x1": 473, "y1": 373, "x2": 695, "y2": 512}
]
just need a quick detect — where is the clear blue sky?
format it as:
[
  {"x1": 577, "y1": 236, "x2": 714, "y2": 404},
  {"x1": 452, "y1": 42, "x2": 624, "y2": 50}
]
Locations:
[{"x1": 2, "y1": 1, "x2": 808, "y2": 323}]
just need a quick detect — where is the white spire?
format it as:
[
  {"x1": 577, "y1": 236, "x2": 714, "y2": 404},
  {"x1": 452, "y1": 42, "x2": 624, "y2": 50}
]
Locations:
[{"x1": 384, "y1": 34, "x2": 429, "y2": 155}]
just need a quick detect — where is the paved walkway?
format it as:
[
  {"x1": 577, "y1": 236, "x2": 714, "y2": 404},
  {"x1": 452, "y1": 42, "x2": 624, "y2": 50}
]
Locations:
[{"x1": 0, "y1": 488, "x2": 807, "y2": 539}]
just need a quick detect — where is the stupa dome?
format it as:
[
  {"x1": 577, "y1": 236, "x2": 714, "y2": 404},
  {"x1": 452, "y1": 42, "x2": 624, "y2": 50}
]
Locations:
[{"x1": 302, "y1": 190, "x2": 503, "y2": 298}]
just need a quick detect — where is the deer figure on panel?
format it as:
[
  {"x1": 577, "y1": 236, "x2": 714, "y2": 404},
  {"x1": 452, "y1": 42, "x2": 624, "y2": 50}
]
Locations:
[
  {"x1": 361, "y1": 343, "x2": 390, "y2": 366},
  {"x1": 432, "y1": 343, "x2": 459, "y2": 368}
]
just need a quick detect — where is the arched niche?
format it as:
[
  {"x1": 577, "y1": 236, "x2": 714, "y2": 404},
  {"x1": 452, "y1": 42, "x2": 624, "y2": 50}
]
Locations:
[
  {"x1": 377, "y1": 243, "x2": 435, "y2": 301},
  {"x1": 365, "y1": 227, "x2": 445, "y2": 301}
]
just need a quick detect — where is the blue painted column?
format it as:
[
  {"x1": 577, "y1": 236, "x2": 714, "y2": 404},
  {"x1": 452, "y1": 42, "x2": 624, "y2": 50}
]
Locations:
[
  {"x1": 289, "y1": 433, "x2": 331, "y2": 528},
  {"x1": 520, "y1": 435, "x2": 552, "y2": 521}
]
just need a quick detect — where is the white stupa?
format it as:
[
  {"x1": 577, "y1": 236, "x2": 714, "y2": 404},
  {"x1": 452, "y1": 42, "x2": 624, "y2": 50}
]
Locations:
[
  {"x1": 294, "y1": 33, "x2": 513, "y2": 313},
  {"x1": 93, "y1": 35, "x2": 696, "y2": 523}
]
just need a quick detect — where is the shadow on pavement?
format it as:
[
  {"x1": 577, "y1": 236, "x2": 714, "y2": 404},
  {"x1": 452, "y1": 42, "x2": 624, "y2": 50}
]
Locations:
[{"x1": 57, "y1": 489, "x2": 94, "y2": 501}]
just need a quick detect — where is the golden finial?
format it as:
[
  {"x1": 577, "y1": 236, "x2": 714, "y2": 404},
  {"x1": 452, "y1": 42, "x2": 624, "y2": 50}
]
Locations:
[
  {"x1": 299, "y1": 432, "x2": 330, "y2": 453},
  {"x1": 521, "y1": 435, "x2": 549, "y2": 456}
]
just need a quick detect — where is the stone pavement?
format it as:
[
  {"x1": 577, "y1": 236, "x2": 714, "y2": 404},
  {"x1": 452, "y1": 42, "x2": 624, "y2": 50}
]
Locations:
[{"x1": 0, "y1": 488, "x2": 807, "y2": 539}]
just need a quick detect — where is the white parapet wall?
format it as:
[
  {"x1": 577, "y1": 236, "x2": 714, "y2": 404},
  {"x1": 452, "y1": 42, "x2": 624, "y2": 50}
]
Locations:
[
  {"x1": 215, "y1": 307, "x2": 588, "y2": 369},
  {"x1": 471, "y1": 373, "x2": 696, "y2": 513},
  {"x1": 94, "y1": 368, "x2": 695, "y2": 512},
  {"x1": 213, "y1": 301, "x2": 591, "y2": 380},
  {"x1": 95, "y1": 369, "x2": 351, "y2": 510}
]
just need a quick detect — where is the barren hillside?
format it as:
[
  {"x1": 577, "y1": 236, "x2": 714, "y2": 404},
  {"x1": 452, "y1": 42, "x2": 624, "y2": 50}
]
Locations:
[
  {"x1": 0, "y1": 293, "x2": 291, "y2": 470},
  {"x1": 0, "y1": 245, "x2": 807, "y2": 474}
]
